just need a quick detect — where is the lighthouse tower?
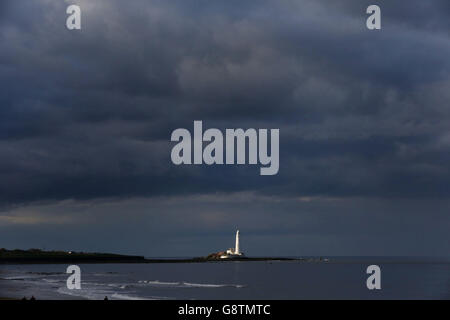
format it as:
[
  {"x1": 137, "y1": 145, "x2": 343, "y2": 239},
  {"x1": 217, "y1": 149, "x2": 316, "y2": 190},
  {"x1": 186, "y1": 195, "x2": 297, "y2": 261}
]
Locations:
[
  {"x1": 235, "y1": 230, "x2": 240, "y2": 255},
  {"x1": 223, "y1": 229, "x2": 244, "y2": 258}
]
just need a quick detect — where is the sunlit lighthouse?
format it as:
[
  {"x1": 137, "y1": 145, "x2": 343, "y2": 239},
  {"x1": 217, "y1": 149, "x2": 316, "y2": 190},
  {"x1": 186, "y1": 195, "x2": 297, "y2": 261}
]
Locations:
[
  {"x1": 235, "y1": 230, "x2": 240, "y2": 255},
  {"x1": 221, "y1": 230, "x2": 244, "y2": 259}
]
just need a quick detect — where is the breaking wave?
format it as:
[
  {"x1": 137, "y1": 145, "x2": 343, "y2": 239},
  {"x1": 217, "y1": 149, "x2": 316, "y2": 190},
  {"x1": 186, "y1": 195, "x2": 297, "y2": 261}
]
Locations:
[
  {"x1": 110, "y1": 293, "x2": 172, "y2": 300},
  {"x1": 138, "y1": 280, "x2": 245, "y2": 288}
]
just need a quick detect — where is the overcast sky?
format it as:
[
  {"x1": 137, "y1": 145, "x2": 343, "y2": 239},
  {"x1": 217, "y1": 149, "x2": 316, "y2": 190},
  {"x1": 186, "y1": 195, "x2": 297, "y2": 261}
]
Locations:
[{"x1": 0, "y1": 0, "x2": 449, "y2": 256}]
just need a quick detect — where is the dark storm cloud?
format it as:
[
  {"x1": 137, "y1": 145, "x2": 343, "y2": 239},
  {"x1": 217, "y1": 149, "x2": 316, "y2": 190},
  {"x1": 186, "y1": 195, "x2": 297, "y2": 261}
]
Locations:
[
  {"x1": 0, "y1": 0, "x2": 449, "y2": 206},
  {"x1": 1, "y1": 0, "x2": 449, "y2": 256}
]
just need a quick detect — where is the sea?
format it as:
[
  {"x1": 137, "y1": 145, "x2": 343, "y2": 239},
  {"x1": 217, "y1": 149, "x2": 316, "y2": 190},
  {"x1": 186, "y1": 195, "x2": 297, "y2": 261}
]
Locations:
[{"x1": 0, "y1": 257, "x2": 449, "y2": 300}]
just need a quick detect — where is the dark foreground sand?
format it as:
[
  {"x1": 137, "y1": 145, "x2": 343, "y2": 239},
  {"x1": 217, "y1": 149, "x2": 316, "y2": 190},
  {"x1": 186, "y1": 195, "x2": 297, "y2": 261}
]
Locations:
[{"x1": 0, "y1": 277, "x2": 30, "y2": 300}]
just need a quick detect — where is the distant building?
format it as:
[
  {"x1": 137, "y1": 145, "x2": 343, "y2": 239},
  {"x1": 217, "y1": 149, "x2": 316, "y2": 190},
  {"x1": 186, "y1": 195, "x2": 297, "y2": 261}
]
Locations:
[{"x1": 220, "y1": 230, "x2": 244, "y2": 259}]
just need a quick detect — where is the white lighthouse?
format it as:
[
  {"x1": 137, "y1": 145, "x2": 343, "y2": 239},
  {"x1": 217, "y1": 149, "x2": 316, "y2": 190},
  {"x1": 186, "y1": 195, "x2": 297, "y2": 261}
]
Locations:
[
  {"x1": 235, "y1": 230, "x2": 240, "y2": 255},
  {"x1": 222, "y1": 230, "x2": 244, "y2": 258}
]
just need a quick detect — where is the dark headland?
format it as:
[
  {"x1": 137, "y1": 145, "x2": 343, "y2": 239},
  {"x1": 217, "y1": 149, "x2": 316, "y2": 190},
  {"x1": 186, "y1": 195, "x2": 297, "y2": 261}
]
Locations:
[
  {"x1": 0, "y1": 248, "x2": 145, "y2": 264},
  {"x1": 0, "y1": 248, "x2": 309, "y2": 264}
]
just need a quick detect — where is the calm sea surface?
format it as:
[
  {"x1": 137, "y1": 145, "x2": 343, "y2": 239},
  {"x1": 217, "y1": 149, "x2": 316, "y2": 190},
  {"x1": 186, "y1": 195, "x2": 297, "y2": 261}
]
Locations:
[{"x1": 0, "y1": 257, "x2": 449, "y2": 300}]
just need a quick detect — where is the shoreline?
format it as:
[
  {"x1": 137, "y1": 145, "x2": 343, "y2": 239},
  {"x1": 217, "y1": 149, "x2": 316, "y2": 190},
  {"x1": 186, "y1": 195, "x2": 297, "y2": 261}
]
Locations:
[
  {"x1": 0, "y1": 256, "x2": 304, "y2": 265},
  {"x1": 1, "y1": 249, "x2": 333, "y2": 265}
]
